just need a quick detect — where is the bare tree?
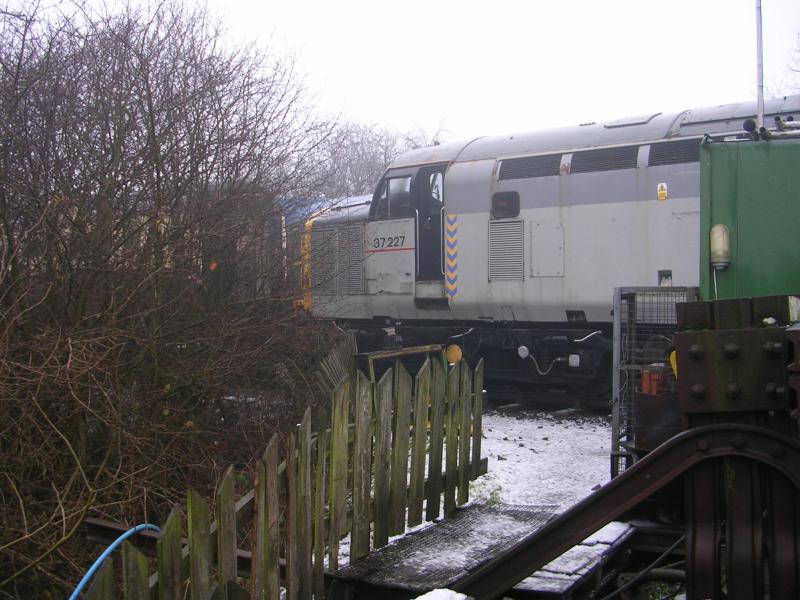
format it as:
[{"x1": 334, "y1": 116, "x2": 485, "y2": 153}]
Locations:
[
  {"x1": 0, "y1": 2, "x2": 339, "y2": 595},
  {"x1": 312, "y1": 122, "x2": 450, "y2": 200},
  {"x1": 789, "y1": 32, "x2": 800, "y2": 91},
  {"x1": 313, "y1": 122, "x2": 403, "y2": 198}
]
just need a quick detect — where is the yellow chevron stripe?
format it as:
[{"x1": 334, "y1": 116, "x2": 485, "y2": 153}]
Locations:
[{"x1": 445, "y1": 215, "x2": 457, "y2": 300}]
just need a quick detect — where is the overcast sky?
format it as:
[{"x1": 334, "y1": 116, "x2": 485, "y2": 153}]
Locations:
[{"x1": 205, "y1": 0, "x2": 799, "y2": 142}]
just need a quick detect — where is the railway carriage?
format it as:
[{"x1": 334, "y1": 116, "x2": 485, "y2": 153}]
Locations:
[{"x1": 303, "y1": 96, "x2": 800, "y2": 403}]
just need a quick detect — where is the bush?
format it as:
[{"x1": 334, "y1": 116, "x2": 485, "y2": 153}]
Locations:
[{"x1": 0, "y1": 2, "x2": 336, "y2": 595}]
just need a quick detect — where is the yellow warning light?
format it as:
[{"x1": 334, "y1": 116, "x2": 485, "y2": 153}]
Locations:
[
  {"x1": 657, "y1": 183, "x2": 668, "y2": 201},
  {"x1": 446, "y1": 344, "x2": 463, "y2": 364}
]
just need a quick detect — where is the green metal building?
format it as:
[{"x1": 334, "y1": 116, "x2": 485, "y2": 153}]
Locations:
[{"x1": 700, "y1": 139, "x2": 800, "y2": 300}]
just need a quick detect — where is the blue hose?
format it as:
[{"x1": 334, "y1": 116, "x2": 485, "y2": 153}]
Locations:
[{"x1": 69, "y1": 523, "x2": 161, "y2": 600}]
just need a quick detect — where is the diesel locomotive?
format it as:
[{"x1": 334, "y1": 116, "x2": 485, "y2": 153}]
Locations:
[{"x1": 301, "y1": 95, "x2": 800, "y2": 403}]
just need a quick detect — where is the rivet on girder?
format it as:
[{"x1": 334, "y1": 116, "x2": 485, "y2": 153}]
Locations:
[
  {"x1": 731, "y1": 435, "x2": 746, "y2": 449},
  {"x1": 765, "y1": 382, "x2": 777, "y2": 398},
  {"x1": 726, "y1": 383, "x2": 742, "y2": 399},
  {"x1": 697, "y1": 439, "x2": 709, "y2": 451},
  {"x1": 690, "y1": 384, "x2": 706, "y2": 400},
  {"x1": 763, "y1": 341, "x2": 783, "y2": 356},
  {"x1": 723, "y1": 342, "x2": 739, "y2": 359},
  {"x1": 689, "y1": 344, "x2": 704, "y2": 360}
]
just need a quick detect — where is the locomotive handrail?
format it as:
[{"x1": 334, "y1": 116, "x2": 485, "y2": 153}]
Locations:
[
  {"x1": 414, "y1": 208, "x2": 420, "y2": 275},
  {"x1": 440, "y1": 205, "x2": 446, "y2": 276}
]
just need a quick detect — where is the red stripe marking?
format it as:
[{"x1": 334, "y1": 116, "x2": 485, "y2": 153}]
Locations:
[{"x1": 365, "y1": 247, "x2": 416, "y2": 254}]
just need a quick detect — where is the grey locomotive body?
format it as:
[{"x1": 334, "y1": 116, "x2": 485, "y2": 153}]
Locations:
[{"x1": 305, "y1": 96, "x2": 800, "y2": 402}]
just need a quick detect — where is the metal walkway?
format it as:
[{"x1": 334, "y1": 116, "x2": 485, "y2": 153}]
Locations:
[
  {"x1": 329, "y1": 503, "x2": 634, "y2": 600},
  {"x1": 329, "y1": 504, "x2": 557, "y2": 598}
]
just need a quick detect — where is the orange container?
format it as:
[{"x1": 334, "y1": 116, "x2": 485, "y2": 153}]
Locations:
[{"x1": 642, "y1": 364, "x2": 668, "y2": 395}]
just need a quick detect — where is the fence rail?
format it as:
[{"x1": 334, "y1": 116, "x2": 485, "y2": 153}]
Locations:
[{"x1": 82, "y1": 348, "x2": 486, "y2": 599}]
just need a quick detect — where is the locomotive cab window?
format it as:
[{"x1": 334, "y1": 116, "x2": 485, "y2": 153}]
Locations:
[
  {"x1": 492, "y1": 191, "x2": 520, "y2": 219},
  {"x1": 373, "y1": 176, "x2": 413, "y2": 219},
  {"x1": 425, "y1": 172, "x2": 443, "y2": 218}
]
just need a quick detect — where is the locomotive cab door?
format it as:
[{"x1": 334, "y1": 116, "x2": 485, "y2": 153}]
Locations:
[
  {"x1": 414, "y1": 165, "x2": 446, "y2": 282},
  {"x1": 370, "y1": 164, "x2": 447, "y2": 306}
]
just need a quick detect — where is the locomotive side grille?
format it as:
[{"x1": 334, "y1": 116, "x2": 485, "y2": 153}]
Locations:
[
  {"x1": 311, "y1": 227, "x2": 337, "y2": 294},
  {"x1": 337, "y1": 224, "x2": 365, "y2": 295},
  {"x1": 570, "y1": 145, "x2": 639, "y2": 173},
  {"x1": 498, "y1": 154, "x2": 562, "y2": 180},
  {"x1": 648, "y1": 137, "x2": 701, "y2": 166},
  {"x1": 488, "y1": 220, "x2": 524, "y2": 280}
]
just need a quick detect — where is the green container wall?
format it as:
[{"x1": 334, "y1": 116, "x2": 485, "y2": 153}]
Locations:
[{"x1": 700, "y1": 140, "x2": 800, "y2": 300}]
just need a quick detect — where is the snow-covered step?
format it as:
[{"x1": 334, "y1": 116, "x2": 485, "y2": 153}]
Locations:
[{"x1": 512, "y1": 521, "x2": 634, "y2": 597}]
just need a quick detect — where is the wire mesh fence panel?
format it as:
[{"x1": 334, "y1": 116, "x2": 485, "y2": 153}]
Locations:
[{"x1": 611, "y1": 287, "x2": 698, "y2": 477}]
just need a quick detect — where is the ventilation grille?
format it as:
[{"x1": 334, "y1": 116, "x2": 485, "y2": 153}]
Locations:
[
  {"x1": 499, "y1": 154, "x2": 562, "y2": 180},
  {"x1": 312, "y1": 225, "x2": 364, "y2": 295},
  {"x1": 648, "y1": 138, "x2": 701, "y2": 166},
  {"x1": 337, "y1": 225, "x2": 365, "y2": 294},
  {"x1": 312, "y1": 228, "x2": 337, "y2": 294},
  {"x1": 570, "y1": 145, "x2": 639, "y2": 173},
  {"x1": 489, "y1": 220, "x2": 524, "y2": 280}
]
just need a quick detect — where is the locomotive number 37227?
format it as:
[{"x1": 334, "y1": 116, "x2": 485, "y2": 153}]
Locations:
[{"x1": 371, "y1": 235, "x2": 406, "y2": 249}]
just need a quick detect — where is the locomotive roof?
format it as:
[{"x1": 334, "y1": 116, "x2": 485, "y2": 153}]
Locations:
[
  {"x1": 390, "y1": 95, "x2": 800, "y2": 168},
  {"x1": 310, "y1": 195, "x2": 372, "y2": 225}
]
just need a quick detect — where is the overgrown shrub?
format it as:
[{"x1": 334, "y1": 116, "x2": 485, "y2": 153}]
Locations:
[{"x1": 0, "y1": 2, "x2": 337, "y2": 595}]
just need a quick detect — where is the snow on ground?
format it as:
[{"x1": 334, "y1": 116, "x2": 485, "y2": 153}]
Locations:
[
  {"x1": 471, "y1": 407, "x2": 612, "y2": 510},
  {"x1": 414, "y1": 590, "x2": 469, "y2": 600},
  {"x1": 336, "y1": 407, "x2": 612, "y2": 567}
]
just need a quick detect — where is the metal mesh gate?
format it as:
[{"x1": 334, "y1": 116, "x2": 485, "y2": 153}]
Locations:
[{"x1": 610, "y1": 287, "x2": 698, "y2": 477}]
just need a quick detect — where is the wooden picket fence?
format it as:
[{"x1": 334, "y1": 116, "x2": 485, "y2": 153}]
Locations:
[{"x1": 81, "y1": 350, "x2": 485, "y2": 599}]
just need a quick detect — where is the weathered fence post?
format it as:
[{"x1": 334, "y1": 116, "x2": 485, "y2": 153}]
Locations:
[
  {"x1": 390, "y1": 361, "x2": 412, "y2": 535},
  {"x1": 84, "y1": 559, "x2": 114, "y2": 600},
  {"x1": 187, "y1": 488, "x2": 212, "y2": 600},
  {"x1": 328, "y1": 379, "x2": 350, "y2": 569},
  {"x1": 157, "y1": 507, "x2": 183, "y2": 600},
  {"x1": 252, "y1": 436, "x2": 281, "y2": 600},
  {"x1": 312, "y1": 429, "x2": 328, "y2": 600},
  {"x1": 297, "y1": 408, "x2": 313, "y2": 599},
  {"x1": 373, "y1": 368, "x2": 393, "y2": 548},
  {"x1": 445, "y1": 362, "x2": 460, "y2": 516},
  {"x1": 426, "y1": 357, "x2": 446, "y2": 521},
  {"x1": 216, "y1": 466, "x2": 237, "y2": 598},
  {"x1": 122, "y1": 541, "x2": 149, "y2": 600},
  {"x1": 408, "y1": 358, "x2": 431, "y2": 527},
  {"x1": 472, "y1": 359, "x2": 485, "y2": 478},
  {"x1": 286, "y1": 432, "x2": 298, "y2": 600},
  {"x1": 458, "y1": 360, "x2": 473, "y2": 505},
  {"x1": 351, "y1": 371, "x2": 374, "y2": 559}
]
